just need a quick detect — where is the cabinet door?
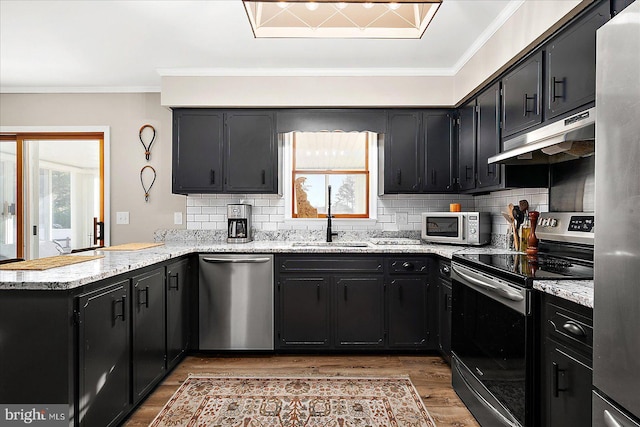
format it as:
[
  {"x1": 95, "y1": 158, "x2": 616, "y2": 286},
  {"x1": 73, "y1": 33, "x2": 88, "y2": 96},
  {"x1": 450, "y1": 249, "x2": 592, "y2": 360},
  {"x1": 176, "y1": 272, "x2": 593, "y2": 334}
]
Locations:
[
  {"x1": 545, "y1": 2, "x2": 609, "y2": 119},
  {"x1": 438, "y1": 281, "x2": 452, "y2": 362},
  {"x1": 132, "y1": 268, "x2": 166, "y2": 403},
  {"x1": 457, "y1": 101, "x2": 476, "y2": 191},
  {"x1": 335, "y1": 277, "x2": 385, "y2": 348},
  {"x1": 77, "y1": 280, "x2": 130, "y2": 427},
  {"x1": 423, "y1": 110, "x2": 455, "y2": 193},
  {"x1": 384, "y1": 111, "x2": 422, "y2": 193},
  {"x1": 388, "y1": 278, "x2": 430, "y2": 348},
  {"x1": 544, "y1": 339, "x2": 593, "y2": 427},
  {"x1": 277, "y1": 276, "x2": 331, "y2": 349},
  {"x1": 476, "y1": 83, "x2": 501, "y2": 189},
  {"x1": 166, "y1": 258, "x2": 189, "y2": 370},
  {"x1": 502, "y1": 51, "x2": 542, "y2": 137},
  {"x1": 172, "y1": 110, "x2": 223, "y2": 193},
  {"x1": 224, "y1": 111, "x2": 277, "y2": 193}
]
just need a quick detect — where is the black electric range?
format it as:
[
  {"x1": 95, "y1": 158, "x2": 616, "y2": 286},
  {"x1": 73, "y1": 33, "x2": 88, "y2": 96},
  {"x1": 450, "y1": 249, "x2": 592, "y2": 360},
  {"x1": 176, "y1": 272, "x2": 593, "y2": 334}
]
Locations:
[{"x1": 453, "y1": 212, "x2": 594, "y2": 287}]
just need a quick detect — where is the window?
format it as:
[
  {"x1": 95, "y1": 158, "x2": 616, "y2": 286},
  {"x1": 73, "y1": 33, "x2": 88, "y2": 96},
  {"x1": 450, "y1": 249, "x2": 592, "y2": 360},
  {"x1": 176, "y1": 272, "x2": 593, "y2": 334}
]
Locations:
[{"x1": 291, "y1": 131, "x2": 374, "y2": 219}]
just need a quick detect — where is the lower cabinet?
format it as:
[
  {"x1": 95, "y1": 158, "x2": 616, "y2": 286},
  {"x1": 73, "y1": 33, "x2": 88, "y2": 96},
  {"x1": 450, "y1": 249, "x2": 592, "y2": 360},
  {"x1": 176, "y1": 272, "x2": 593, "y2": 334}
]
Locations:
[
  {"x1": 276, "y1": 254, "x2": 434, "y2": 351},
  {"x1": 166, "y1": 258, "x2": 190, "y2": 370},
  {"x1": 540, "y1": 293, "x2": 593, "y2": 427},
  {"x1": 77, "y1": 280, "x2": 130, "y2": 427},
  {"x1": 131, "y1": 268, "x2": 166, "y2": 404},
  {"x1": 438, "y1": 280, "x2": 452, "y2": 361}
]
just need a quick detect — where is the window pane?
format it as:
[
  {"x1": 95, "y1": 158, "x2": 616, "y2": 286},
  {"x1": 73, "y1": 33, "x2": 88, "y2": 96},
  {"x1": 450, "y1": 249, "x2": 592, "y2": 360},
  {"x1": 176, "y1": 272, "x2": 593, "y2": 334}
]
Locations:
[
  {"x1": 294, "y1": 173, "x2": 367, "y2": 216},
  {"x1": 294, "y1": 132, "x2": 367, "y2": 170}
]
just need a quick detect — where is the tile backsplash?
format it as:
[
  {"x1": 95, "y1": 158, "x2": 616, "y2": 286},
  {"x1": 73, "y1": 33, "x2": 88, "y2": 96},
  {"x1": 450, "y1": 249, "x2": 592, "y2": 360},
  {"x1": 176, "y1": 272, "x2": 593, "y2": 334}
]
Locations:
[{"x1": 185, "y1": 187, "x2": 548, "y2": 242}]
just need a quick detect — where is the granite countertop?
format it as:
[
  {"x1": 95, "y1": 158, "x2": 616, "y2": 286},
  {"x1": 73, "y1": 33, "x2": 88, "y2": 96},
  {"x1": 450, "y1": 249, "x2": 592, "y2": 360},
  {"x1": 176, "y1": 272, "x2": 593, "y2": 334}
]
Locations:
[
  {"x1": 0, "y1": 240, "x2": 595, "y2": 307},
  {"x1": 533, "y1": 279, "x2": 594, "y2": 308},
  {"x1": 0, "y1": 240, "x2": 464, "y2": 291}
]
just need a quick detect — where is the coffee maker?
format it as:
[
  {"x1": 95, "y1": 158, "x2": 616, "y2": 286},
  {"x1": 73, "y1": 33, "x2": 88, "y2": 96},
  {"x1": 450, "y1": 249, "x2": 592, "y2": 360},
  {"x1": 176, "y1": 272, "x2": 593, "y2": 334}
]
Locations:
[{"x1": 227, "y1": 204, "x2": 252, "y2": 243}]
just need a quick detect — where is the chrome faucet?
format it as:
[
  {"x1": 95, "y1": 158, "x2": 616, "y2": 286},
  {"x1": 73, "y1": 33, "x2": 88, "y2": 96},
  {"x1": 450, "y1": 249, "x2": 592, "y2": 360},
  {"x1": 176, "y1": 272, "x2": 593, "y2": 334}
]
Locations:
[{"x1": 326, "y1": 185, "x2": 338, "y2": 242}]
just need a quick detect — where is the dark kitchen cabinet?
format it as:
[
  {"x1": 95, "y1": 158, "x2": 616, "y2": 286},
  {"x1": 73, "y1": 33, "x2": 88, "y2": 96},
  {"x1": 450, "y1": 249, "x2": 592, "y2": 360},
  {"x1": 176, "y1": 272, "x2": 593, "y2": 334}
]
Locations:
[
  {"x1": 611, "y1": 0, "x2": 635, "y2": 16},
  {"x1": 277, "y1": 276, "x2": 331, "y2": 349},
  {"x1": 502, "y1": 51, "x2": 542, "y2": 137},
  {"x1": 276, "y1": 254, "x2": 390, "y2": 350},
  {"x1": 173, "y1": 109, "x2": 278, "y2": 194},
  {"x1": 540, "y1": 293, "x2": 593, "y2": 427},
  {"x1": 166, "y1": 258, "x2": 190, "y2": 370},
  {"x1": 384, "y1": 111, "x2": 422, "y2": 193},
  {"x1": 545, "y1": 1, "x2": 609, "y2": 120},
  {"x1": 383, "y1": 110, "x2": 456, "y2": 194},
  {"x1": 386, "y1": 257, "x2": 433, "y2": 349},
  {"x1": 77, "y1": 279, "x2": 131, "y2": 427},
  {"x1": 423, "y1": 110, "x2": 456, "y2": 192},
  {"x1": 224, "y1": 111, "x2": 277, "y2": 193},
  {"x1": 476, "y1": 83, "x2": 501, "y2": 189},
  {"x1": 131, "y1": 267, "x2": 166, "y2": 404},
  {"x1": 335, "y1": 277, "x2": 385, "y2": 348},
  {"x1": 172, "y1": 109, "x2": 223, "y2": 193},
  {"x1": 457, "y1": 100, "x2": 477, "y2": 192}
]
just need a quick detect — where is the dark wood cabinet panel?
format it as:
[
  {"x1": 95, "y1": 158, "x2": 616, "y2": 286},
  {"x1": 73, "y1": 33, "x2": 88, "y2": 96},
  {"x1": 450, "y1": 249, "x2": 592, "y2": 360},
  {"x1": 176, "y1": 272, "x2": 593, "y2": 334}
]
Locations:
[
  {"x1": 384, "y1": 111, "x2": 422, "y2": 193},
  {"x1": 457, "y1": 101, "x2": 477, "y2": 192},
  {"x1": 131, "y1": 268, "x2": 166, "y2": 404},
  {"x1": 277, "y1": 276, "x2": 331, "y2": 348},
  {"x1": 476, "y1": 83, "x2": 502, "y2": 189},
  {"x1": 387, "y1": 278, "x2": 430, "y2": 348},
  {"x1": 502, "y1": 51, "x2": 542, "y2": 137},
  {"x1": 173, "y1": 109, "x2": 278, "y2": 194},
  {"x1": 545, "y1": 1, "x2": 609, "y2": 119},
  {"x1": 335, "y1": 277, "x2": 385, "y2": 348},
  {"x1": 423, "y1": 110, "x2": 456, "y2": 192},
  {"x1": 166, "y1": 258, "x2": 190, "y2": 370},
  {"x1": 172, "y1": 110, "x2": 223, "y2": 193},
  {"x1": 77, "y1": 280, "x2": 130, "y2": 427},
  {"x1": 225, "y1": 111, "x2": 277, "y2": 193}
]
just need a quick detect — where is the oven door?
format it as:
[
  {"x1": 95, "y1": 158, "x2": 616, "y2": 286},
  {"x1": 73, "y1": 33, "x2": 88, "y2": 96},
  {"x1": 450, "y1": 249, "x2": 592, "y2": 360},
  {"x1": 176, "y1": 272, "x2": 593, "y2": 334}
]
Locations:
[
  {"x1": 421, "y1": 213, "x2": 465, "y2": 244},
  {"x1": 451, "y1": 262, "x2": 533, "y2": 427}
]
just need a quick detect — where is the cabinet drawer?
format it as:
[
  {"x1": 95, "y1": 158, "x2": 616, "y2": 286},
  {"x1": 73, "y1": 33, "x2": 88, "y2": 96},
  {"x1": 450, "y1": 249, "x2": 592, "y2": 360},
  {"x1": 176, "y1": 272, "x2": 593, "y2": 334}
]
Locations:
[
  {"x1": 279, "y1": 256, "x2": 383, "y2": 273},
  {"x1": 545, "y1": 299, "x2": 593, "y2": 355},
  {"x1": 387, "y1": 258, "x2": 429, "y2": 274}
]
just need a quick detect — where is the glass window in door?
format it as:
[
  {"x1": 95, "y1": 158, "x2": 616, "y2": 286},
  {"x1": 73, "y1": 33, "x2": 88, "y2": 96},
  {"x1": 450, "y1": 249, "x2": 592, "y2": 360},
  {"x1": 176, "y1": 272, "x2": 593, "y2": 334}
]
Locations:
[{"x1": 0, "y1": 137, "x2": 18, "y2": 261}]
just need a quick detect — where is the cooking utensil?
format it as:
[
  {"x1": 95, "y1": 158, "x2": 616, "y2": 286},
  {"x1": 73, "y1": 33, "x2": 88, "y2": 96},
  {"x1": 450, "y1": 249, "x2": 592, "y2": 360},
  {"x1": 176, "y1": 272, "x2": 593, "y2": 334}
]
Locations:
[
  {"x1": 519, "y1": 199, "x2": 529, "y2": 214},
  {"x1": 508, "y1": 203, "x2": 518, "y2": 251}
]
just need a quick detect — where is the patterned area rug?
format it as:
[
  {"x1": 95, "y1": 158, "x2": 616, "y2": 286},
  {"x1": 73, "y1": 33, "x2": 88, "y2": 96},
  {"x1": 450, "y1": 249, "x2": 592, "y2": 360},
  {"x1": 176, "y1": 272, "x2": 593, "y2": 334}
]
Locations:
[{"x1": 150, "y1": 376, "x2": 437, "y2": 427}]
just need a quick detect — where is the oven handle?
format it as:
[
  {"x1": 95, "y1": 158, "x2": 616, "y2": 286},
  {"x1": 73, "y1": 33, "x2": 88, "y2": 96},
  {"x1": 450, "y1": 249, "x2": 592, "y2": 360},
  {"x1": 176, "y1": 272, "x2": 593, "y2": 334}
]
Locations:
[
  {"x1": 453, "y1": 264, "x2": 524, "y2": 302},
  {"x1": 454, "y1": 359, "x2": 522, "y2": 427}
]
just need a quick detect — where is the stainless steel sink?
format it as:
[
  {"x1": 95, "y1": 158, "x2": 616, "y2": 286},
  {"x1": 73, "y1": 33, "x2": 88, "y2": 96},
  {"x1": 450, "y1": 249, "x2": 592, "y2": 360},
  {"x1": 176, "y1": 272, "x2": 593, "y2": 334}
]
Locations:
[{"x1": 291, "y1": 242, "x2": 371, "y2": 248}]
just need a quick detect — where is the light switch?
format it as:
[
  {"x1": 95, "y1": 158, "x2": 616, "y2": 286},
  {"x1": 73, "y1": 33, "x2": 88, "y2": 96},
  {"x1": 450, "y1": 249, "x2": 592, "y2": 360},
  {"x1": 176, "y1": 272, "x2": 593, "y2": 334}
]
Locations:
[
  {"x1": 116, "y1": 211, "x2": 129, "y2": 225},
  {"x1": 174, "y1": 212, "x2": 183, "y2": 225}
]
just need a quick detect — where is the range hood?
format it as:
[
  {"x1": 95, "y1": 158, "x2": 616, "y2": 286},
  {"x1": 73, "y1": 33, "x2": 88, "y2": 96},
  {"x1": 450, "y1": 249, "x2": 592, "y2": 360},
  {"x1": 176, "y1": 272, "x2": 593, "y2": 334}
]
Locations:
[{"x1": 488, "y1": 107, "x2": 595, "y2": 165}]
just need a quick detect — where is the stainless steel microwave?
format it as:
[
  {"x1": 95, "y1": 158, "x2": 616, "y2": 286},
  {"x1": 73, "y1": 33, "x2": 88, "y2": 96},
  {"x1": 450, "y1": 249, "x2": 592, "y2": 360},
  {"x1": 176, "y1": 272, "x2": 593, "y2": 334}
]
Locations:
[{"x1": 421, "y1": 212, "x2": 491, "y2": 245}]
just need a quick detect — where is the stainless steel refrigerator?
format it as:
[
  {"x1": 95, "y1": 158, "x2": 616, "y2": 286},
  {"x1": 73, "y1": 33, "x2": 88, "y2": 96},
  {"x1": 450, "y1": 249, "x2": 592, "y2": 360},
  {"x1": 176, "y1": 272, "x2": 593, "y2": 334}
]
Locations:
[{"x1": 593, "y1": 2, "x2": 640, "y2": 426}]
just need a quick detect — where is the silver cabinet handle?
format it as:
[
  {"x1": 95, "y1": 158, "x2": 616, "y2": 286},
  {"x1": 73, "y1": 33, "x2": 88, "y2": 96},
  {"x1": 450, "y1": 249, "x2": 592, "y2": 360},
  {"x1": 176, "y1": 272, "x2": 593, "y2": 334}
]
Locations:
[
  {"x1": 604, "y1": 410, "x2": 624, "y2": 427},
  {"x1": 202, "y1": 257, "x2": 271, "y2": 264}
]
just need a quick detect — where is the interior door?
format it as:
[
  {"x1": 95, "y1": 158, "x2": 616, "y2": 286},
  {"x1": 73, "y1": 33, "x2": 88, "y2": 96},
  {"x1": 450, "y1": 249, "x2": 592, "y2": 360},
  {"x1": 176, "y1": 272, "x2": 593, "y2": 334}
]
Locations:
[
  {"x1": 24, "y1": 136, "x2": 104, "y2": 258},
  {"x1": 0, "y1": 137, "x2": 19, "y2": 261}
]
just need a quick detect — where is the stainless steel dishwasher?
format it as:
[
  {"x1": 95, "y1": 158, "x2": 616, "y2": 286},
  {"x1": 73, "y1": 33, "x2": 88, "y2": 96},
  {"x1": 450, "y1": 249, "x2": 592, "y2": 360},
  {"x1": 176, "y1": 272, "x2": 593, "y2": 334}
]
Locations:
[{"x1": 198, "y1": 254, "x2": 274, "y2": 350}]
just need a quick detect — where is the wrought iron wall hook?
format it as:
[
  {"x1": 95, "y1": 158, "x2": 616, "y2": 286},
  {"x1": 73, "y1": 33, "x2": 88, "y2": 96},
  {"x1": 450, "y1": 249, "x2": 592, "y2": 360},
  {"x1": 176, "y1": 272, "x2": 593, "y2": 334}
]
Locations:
[
  {"x1": 140, "y1": 165, "x2": 157, "y2": 202},
  {"x1": 139, "y1": 124, "x2": 156, "y2": 161}
]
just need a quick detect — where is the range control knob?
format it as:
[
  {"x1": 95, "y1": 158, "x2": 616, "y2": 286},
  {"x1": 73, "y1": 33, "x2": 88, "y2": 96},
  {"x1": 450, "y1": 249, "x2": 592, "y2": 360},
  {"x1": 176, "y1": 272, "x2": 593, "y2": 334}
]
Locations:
[{"x1": 550, "y1": 219, "x2": 558, "y2": 227}]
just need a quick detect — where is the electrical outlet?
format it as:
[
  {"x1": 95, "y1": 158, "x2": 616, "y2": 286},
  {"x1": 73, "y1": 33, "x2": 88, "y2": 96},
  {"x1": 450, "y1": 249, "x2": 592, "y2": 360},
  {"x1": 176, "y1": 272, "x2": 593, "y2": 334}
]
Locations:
[
  {"x1": 174, "y1": 212, "x2": 183, "y2": 225},
  {"x1": 116, "y1": 211, "x2": 129, "y2": 225}
]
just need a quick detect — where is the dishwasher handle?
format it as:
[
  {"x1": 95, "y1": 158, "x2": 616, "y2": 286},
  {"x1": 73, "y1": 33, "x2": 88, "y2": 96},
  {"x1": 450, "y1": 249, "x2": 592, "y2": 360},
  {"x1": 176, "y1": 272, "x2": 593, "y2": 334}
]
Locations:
[{"x1": 202, "y1": 257, "x2": 272, "y2": 264}]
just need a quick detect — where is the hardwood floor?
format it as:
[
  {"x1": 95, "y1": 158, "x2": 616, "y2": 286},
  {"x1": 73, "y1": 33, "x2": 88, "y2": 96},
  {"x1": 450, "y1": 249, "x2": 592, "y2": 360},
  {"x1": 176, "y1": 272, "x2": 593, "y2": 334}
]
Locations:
[{"x1": 124, "y1": 353, "x2": 480, "y2": 427}]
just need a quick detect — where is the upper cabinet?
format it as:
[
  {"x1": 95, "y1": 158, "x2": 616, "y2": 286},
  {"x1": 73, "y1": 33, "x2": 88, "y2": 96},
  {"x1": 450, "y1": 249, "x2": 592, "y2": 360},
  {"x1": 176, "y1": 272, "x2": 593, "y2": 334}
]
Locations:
[
  {"x1": 476, "y1": 83, "x2": 502, "y2": 190},
  {"x1": 172, "y1": 109, "x2": 278, "y2": 194},
  {"x1": 457, "y1": 101, "x2": 476, "y2": 192},
  {"x1": 545, "y1": 1, "x2": 609, "y2": 120},
  {"x1": 502, "y1": 51, "x2": 542, "y2": 138},
  {"x1": 382, "y1": 109, "x2": 456, "y2": 194}
]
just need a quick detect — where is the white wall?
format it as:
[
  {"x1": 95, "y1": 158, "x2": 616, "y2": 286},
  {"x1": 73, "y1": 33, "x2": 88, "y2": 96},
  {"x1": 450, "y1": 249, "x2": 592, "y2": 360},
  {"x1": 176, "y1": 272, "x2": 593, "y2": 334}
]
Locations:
[{"x1": 0, "y1": 93, "x2": 186, "y2": 245}]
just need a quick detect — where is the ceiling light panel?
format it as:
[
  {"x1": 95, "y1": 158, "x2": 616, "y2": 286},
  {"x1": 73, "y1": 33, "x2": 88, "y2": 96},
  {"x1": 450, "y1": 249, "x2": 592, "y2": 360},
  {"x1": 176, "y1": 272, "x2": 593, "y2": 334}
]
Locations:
[{"x1": 243, "y1": 0, "x2": 441, "y2": 39}]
